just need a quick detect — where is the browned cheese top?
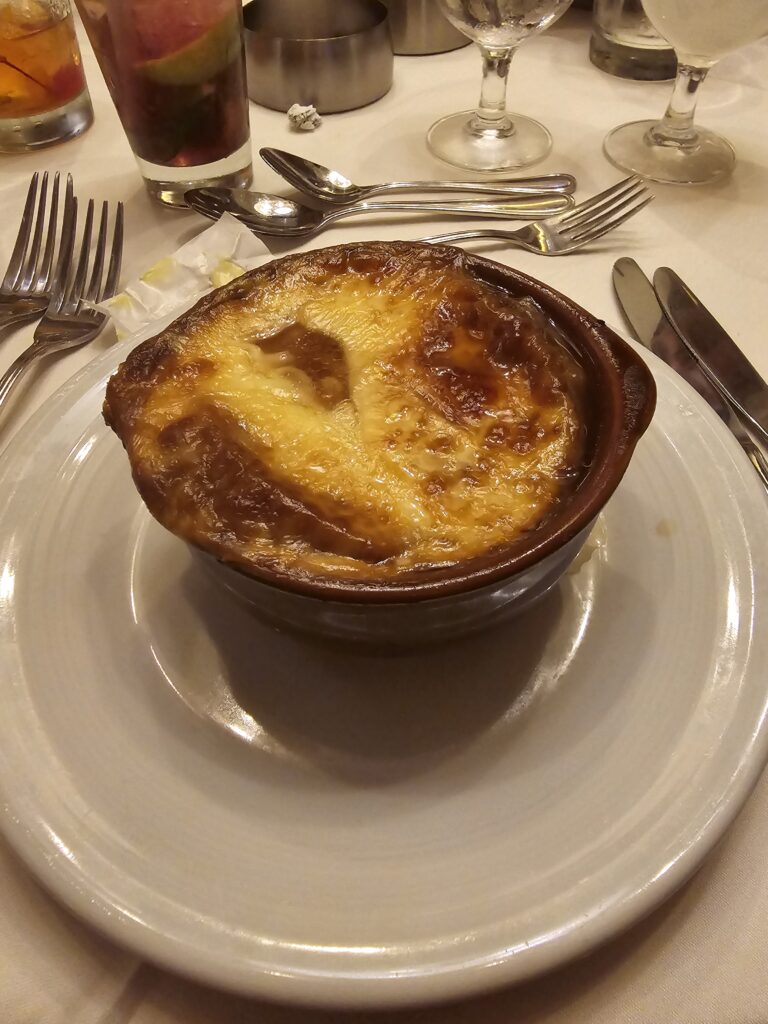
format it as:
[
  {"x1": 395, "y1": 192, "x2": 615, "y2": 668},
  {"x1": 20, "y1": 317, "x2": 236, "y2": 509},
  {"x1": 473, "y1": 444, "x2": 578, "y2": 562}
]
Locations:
[{"x1": 104, "y1": 243, "x2": 589, "y2": 585}]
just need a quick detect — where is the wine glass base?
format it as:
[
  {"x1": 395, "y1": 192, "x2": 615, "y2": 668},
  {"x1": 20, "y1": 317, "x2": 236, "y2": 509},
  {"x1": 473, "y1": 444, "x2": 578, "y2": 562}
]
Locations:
[
  {"x1": 604, "y1": 120, "x2": 736, "y2": 185},
  {"x1": 427, "y1": 110, "x2": 552, "y2": 173}
]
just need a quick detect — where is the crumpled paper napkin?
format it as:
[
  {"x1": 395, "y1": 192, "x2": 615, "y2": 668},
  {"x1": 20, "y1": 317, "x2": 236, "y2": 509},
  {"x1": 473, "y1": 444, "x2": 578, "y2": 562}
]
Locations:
[{"x1": 98, "y1": 214, "x2": 271, "y2": 340}]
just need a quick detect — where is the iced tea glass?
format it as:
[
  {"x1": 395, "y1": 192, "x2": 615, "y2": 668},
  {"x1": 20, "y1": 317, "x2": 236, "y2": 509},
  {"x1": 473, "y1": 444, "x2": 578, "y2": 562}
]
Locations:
[
  {"x1": 0, "y1": 0, "x2": 93, "y2": 153},
  {"x1": 75, "y1": 0, "x2": 253, "y2": 206}
]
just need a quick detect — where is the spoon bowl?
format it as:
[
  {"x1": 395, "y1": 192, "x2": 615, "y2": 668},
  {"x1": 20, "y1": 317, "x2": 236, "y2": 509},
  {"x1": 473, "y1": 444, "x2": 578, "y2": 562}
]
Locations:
[
  {"x1": 186, "y1": 189, "x2": 329, "y2": 236},
  {"x1": 260, "y1": 147, "x2": 576, "y2": 205},
  {"x1": 272, "y1": 155, "x2": 366, "y2": 204},
  {"x1": 185, "y1": 186, "x2": 575, "y2": 238}
]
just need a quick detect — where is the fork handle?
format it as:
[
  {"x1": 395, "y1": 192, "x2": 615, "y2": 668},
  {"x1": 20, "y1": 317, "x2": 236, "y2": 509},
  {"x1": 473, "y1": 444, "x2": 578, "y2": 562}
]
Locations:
[
  {"x1": 0, "y1": 306, "x2": 41, "y2": 337},
  {"x1": 0, "y1": 342, "x2": 45, "y2": 426},
  {"x1": 418, "y1": 229, "x2": 526, "y2": 245}
]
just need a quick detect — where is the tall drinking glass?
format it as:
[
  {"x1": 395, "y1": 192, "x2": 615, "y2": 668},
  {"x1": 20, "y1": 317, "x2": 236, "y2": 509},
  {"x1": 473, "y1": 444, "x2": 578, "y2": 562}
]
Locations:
[
  {"x1": 75, "y1": 0, "x2": 253, "y2": 205},
  {"x1": 427, "y1": 0, "x2": 574, "y2": 172},
  {"x1": 604, "y1": 0, "x2": 768, "y2": 184},
  {"x1": 0, "y1": 0, "x2": 93, "y2": 153},
  {"x1": 590, "y1": 0, "x2": 676, "y2": 81}
]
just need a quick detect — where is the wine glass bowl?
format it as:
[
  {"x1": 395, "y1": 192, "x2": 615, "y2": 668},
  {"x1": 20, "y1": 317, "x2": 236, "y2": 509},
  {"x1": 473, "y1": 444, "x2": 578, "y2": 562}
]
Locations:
[
  {"x1": 427, "y1": 0, "x2": 574, "y2": 172},
  {"x1": 438, "y1": 0, "x2": 571, "y2": 47},
  {"x1": 603, "y1": 0, "x2": 768, "y2": 185}
]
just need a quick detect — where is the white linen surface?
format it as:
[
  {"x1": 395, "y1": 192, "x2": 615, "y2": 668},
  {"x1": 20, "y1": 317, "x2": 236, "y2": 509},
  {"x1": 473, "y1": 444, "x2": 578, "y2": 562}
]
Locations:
[{"x1": 1, "y1": 11, "x2": 767, "y2": 1022}]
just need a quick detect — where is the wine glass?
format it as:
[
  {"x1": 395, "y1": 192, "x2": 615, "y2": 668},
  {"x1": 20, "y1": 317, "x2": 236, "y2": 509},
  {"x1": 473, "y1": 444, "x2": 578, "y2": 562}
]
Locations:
[
  {"x1": 427, "y1": 0, "x2": 574, "y2": 172},
  {"x1": 603, "y1": 0, "x2": 768, "y2": 184}
]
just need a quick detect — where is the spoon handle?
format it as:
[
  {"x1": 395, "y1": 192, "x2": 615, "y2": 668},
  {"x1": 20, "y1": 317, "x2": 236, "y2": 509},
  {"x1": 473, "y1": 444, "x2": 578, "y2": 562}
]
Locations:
[
  {"x1": 325, "y1": 195, "x2": 574, "y2": 223},
  {"x1": 368, "y1": 175, "x2": 576, "y2": 197}
]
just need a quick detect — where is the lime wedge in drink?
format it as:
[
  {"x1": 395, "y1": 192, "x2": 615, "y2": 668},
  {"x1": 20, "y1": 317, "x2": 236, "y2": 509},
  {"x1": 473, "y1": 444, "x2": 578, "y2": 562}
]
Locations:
[{"x1": 138, "y1": 9, "x2": 240, "y2": 87}]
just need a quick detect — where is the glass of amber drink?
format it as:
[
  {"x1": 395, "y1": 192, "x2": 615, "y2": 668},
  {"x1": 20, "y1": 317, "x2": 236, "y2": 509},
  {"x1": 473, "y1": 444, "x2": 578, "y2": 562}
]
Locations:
[
  {"x1": 75, "y1": 0, "x2": 253, "y2": 206},
  {"x1": 0, "y1": 0, "x2": 93, "y2": 152}
]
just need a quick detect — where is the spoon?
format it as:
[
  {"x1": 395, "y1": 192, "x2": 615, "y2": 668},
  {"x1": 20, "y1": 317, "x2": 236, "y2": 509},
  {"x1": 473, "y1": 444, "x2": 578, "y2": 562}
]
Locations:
[
  {"x1": 260, "y1": 147, "x2": 576, "y2": 206},
  {"x1": 184, "y1": 188, "x2": 574, "y2": 239}
]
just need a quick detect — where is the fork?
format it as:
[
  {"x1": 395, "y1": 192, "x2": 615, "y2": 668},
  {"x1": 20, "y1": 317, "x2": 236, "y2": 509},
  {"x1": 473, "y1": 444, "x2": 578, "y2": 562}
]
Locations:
[
  {"x1": 0, "y1": 196, "x2": 124, "y2": 423},
  {"x1": 419, "y1": 176, "x2": 653, "y2": 254},
  {"x1": 0, "y1": 171, "x2": 73, "y2": 335}
]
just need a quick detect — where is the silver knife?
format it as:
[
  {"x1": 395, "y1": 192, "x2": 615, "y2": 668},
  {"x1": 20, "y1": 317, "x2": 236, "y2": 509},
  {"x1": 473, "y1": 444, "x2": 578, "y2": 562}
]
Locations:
[
  {"x1": 613, "y1": 258, "x2": 768, "y2": 488},
  {"x1": 653, "y1": 267, "x2": 768, "y2": 450}
]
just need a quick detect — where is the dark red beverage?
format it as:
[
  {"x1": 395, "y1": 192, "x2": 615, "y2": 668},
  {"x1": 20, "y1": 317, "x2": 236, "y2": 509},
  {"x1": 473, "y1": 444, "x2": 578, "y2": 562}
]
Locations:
[{"x1": 76, "y1": 0, "x2": 252, "y2": 204}]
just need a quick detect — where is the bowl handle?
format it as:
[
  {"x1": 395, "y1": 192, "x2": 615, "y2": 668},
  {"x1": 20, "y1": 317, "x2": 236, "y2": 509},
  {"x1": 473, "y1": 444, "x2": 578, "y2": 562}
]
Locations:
[{"x1": 602, "y1": 329, "x2": 657, "y2": 454}]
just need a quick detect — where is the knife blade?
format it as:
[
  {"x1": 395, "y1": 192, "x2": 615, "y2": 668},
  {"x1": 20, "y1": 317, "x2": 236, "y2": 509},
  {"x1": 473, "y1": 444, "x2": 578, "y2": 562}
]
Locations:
[
  {"x1": 612, "y1": 258, "x2": 768, "y2": 489},
  {"x1": 653, "y1": 267, "x2": 768, "y2": 450}
]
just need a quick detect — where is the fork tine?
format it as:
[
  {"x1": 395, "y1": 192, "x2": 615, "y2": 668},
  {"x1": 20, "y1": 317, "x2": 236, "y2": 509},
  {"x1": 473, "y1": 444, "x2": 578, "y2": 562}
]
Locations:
[
  {"x1": 49, "y1": 188, "x2": 78, "y2": 313},
  {"x1": 569, "y1": 196, "x2": 654, "y2": 245},
  {"x1": 557, "y1": 178, "x2": 645, "y2": 230},
  {"x1": 1, "y1": 172, "x2": 39, "y2": 291},
  {"x1": 186, "y1": 190, "x2": 227, "y2": 221},
  {"x1": 100, "y1": 202, "x2": 124, "y2": 301},
  {"x1": 18, "y1": 172, "x2": 49, "y2": 291},
  {"x1": 85, "y1": 201, "x2": 109, "y2": 303},
  {"x1": 64, "y1": 199, "x2": 94, "y2": 311},
  {"x1": 549, "y1": 176, "x2": 642, "y2": 227},
  {"x1": 35, "y1": 172, "x2": 62, "y2": 293},
  {"x1": 562, "y1": 185, "x2": 649, "y2": 239}
]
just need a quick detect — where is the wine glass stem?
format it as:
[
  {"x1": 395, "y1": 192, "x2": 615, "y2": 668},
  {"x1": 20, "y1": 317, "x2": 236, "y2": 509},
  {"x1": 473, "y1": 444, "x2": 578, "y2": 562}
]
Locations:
[
  {"x1": 651, "y1": 63, "x2": 709, "y2": 148},
  {"x1": 471, "y1": 46, "x2": 515, "y2": 137}
]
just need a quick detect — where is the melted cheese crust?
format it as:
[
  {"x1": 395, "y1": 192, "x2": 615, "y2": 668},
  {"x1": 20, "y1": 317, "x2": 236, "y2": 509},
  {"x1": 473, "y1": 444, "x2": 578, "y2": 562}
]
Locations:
[{"x1": 104, "y1": 244, "x2": 589, "y2": 584}]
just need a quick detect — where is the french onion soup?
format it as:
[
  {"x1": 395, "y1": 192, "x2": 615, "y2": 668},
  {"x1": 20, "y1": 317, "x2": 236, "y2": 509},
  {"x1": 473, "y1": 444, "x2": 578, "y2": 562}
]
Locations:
[{"x1": 104, "y1": 242, "x2": 592, "y2": 588}]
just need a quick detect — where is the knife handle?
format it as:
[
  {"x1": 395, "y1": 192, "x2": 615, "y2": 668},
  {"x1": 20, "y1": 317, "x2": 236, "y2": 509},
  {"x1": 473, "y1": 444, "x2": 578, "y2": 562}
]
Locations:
[{"x1": 704, "y1": 370, "x2": 768, "y2": 492}]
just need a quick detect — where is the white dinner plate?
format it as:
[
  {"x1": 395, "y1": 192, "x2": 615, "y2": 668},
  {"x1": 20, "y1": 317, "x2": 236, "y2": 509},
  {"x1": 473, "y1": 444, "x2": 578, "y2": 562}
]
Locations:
[{"x1": 0, "y1": 330, "x2": 767, "y2": 1009}]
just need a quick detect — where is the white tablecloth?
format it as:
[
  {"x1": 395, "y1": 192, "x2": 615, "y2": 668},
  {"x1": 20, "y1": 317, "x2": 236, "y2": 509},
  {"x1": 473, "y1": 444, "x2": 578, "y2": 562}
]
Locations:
[{"x1": 1, "y1": 10, "x2": 768, "y2": 1022}]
